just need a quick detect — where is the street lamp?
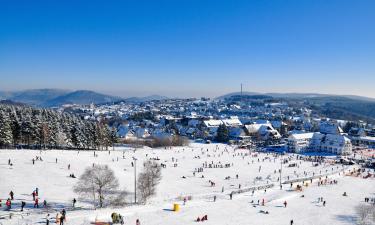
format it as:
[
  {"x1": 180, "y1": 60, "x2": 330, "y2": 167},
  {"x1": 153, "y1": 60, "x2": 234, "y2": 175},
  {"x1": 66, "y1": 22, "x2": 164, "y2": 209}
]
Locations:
[{"x1": 133, "y1": 156, "x2": 137, "y2": 204}]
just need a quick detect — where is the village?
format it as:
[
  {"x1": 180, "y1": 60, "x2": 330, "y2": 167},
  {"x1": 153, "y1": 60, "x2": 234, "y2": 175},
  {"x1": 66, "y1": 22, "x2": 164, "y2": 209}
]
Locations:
[
  {"x1": 1, "y1": 96, "x2": 374, "y2": 224},
  {"x1": 60, "y1": 96, "x2": 375, "y2": 160}
]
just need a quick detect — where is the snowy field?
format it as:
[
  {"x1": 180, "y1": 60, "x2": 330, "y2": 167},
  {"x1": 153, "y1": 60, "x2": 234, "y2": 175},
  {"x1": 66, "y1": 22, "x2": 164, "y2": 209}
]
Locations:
[{"x1": 1, "y1": 143, "x2": 374, "y2": 225}]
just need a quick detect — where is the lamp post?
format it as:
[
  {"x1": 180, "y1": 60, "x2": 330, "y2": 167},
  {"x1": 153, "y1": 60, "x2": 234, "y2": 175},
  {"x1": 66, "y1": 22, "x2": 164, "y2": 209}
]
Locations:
[{"x1": 133, "y1": 156, "x2": 137, "y2": 204}]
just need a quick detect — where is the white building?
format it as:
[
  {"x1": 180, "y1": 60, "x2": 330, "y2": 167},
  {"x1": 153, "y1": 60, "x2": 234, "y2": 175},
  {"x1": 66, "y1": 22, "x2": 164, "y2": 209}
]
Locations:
[
  {"x1": 288, "y1": 133, "x2": 316, "y2": 153},
  {"x1": 288, "y1": 132, "x2": 352, "y2": 155}
]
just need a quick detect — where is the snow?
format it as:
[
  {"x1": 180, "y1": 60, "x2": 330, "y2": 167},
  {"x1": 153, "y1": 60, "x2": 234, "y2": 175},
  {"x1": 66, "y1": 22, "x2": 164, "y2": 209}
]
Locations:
[{"x1": 0, "y1": 143, "x2": 374, "y2": 225}]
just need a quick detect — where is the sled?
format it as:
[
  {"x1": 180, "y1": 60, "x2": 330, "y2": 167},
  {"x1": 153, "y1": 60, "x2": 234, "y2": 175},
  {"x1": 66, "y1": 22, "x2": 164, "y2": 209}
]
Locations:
[{"x1": 91, "y1": 222, "x2": 112, "y2": 225}]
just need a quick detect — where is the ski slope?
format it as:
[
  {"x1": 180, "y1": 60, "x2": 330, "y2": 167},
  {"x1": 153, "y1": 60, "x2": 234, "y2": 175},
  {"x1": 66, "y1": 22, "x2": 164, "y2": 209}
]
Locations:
[{"x1": 0, "y1": 143, "x2": 374, "y2": 225}]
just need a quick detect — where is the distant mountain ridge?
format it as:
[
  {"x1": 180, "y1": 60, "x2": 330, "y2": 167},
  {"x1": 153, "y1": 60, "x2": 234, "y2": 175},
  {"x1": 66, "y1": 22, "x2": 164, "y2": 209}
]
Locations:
[
  {"x1": 218, "y1": 92, "x2": 375, "y2": 122},
  {"x1": 44, "y1": 90, "x2": 123, "y2": 107},
  {"x1": 0, "y1": 89, "x2": 169, "y2": 106},
  {"x1": 216, "y1": 92, "x2": 375, "y2": 102}
]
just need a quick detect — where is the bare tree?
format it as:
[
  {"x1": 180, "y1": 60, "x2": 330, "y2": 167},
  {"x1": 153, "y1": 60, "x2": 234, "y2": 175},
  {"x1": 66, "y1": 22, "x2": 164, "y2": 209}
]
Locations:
[
  {"x1": 137, "y1": 160, "x2": 162, "y2": 204},
  {"x1": 74, "y1": 164, "x2": 125, "y2": 208}
]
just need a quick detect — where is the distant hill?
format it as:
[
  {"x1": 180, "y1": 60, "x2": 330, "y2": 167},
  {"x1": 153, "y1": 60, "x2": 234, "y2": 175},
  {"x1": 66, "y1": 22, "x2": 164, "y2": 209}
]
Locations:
[
  {"x1": 0, "y1": 89, "x2": 171, "y2": 107},
  {"x1": 219, "y1": 92, "x2": 375, "y2": 122},
  {"x1": 44, "y1": 90, "x2": 123, "y2": 107},
  {"x1": 0, "y1": 99, "x2": 27, "y2": 106},
  {"x1": 124, "y1": 95, "x2": 169, "y2": 103},
  {"x1": 107, "y1": 95, "x2": 169, "y2": 104},
  {"x1": 216, "y1": 92, "x2": 259, "y2": 100},
  {"x1": 0, "y1": 89, "x2": 123, "y2": 107},
  {"x1": 8, "y1": 89, "x2": 70, "y2": 105},
  {"x1": 217, "y1": 92, "x2": 375, "y2": 102}
]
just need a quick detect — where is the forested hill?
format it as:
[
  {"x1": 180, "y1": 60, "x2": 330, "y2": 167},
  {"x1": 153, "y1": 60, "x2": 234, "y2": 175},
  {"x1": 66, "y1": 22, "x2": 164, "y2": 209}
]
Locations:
[
  {"x1": 0, "y1": 104, "x2": 116, "y2": 150},
  {"x1": 221, "y1": 93, "x2": 375, "y2": 123}
]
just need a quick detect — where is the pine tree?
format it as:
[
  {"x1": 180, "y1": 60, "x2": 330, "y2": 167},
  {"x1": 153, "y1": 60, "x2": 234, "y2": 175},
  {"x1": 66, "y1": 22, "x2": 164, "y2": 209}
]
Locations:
[
  {"x1": 0, "y1": 111, "x2": 13, "y2": 147},
  {"x1": 9, "y1": 108, "x2": 21, "y2": 147},
  {"x1": 110, "y1": 127, "x2": 118, "y2": 150},
  {"x1": 216, "y1": 124, "x2": 229, "y2": 143}
]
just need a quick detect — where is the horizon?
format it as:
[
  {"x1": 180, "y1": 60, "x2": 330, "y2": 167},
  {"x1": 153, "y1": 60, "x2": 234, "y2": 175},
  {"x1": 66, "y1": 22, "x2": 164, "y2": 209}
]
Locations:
[
  {"x1": 1, "y1": 0, "x2": 375, "y2": 98},
  {"x1": 2, "y1": 88, "x2": 375, "y2": 100}
]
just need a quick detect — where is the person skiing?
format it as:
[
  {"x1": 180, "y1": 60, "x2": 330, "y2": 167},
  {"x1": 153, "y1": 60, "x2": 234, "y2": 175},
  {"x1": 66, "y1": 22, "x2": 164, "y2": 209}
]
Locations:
[
  {"x1": 290, "y1": 219, "x2": 294, "y2": 225},
  {"x1": 43, "y1": 199, "x2": 47, "y2": 208},
  {"x1": 118, "y1": 214, "x2": 124, "y2": 225},
  {"x1": 323, "y1": 201, "x2": 326, "y2": 207},
  {"x1": 9, "y1": 191, "x2": 14, "y2": 200},
  {"x1": 73, "y1": 198, "x2": 77, "y2": 208},
  {"x1": 46, "y1": 214, "x2": 50, "y2": 225},
  {"x1": 229, "y1": 192, "x2": 233, "y2": 200},
  {"x1": 34, "y1": 198, "x2": 39, "y2": 208},
  {"x1": 21, "y1": 201, "x2": 26, "y2": 211},
  {"x1": 136, "y1": 219, "x2": 141, "y2": 225},
  {"x1": 59, "y1": 209, "x2": 66, "y2": 225},
  {"x1": 59, "y1": 214, "x2": 65, "y2": 225},
  {"x1": 284, "y1": 201, "x2": 287, "y2": 208}
]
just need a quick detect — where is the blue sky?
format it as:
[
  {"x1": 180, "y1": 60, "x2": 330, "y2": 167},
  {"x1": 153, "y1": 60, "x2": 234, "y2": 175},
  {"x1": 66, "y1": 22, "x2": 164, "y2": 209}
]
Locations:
[{"x1": 1, "y1": 0, "x2": 374, "y2": 98}]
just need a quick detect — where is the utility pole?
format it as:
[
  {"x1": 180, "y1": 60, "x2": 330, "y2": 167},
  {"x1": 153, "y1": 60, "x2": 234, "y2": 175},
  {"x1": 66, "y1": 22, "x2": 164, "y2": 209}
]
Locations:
[
  {"x1": 280, "y1": 155, "x2": 283, "y2": 189},
  {"x1": 240, "y1": 83, "x2": 243, "y2": 102},
  {"x1": 133, "y1": 156, "x2": 137, "y2": 203}
]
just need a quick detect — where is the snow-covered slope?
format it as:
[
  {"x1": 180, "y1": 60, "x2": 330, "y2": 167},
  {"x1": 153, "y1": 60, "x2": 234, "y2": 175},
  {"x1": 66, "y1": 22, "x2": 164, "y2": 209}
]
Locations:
[{"x1": 0, "y1": 144, "x2": 374, "y2": 225}]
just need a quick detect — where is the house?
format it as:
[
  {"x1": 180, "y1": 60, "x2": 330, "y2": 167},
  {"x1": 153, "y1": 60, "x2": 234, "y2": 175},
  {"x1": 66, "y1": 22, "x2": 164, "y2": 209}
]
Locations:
[
  {"x1": 350, "y1": 136, "x2": 375, "y2": 148},
  {"x1": 320, "y1": 121, "x2": 343, "y2": 134},
  {"x1": 320, "y1": 134, "x2": 352, "y2": 155},
  {"x1": 222, "y1": 117, "x2": 242, "y2": 127},
  {"x1": 117, "y1": 125, "x2": 137, "y2": 140},
  {"x1": 134, "y1": 128, "x2": 150, "y2": 139},
  {"x1": 244, "y1": 123, "x2": 281, "y2": 140},
  {"x1": 288, "y1": 133, "x2": 317, "y2": 153},
  {"x1": 288, "y1": 132, "x2": 352, "y2": 155},
  {"x1": 229, "y1": 127, "x2": 249, "y2": 140},
  {"x1": 203, "y1": 119, "x2": 223, "y2": 128}
]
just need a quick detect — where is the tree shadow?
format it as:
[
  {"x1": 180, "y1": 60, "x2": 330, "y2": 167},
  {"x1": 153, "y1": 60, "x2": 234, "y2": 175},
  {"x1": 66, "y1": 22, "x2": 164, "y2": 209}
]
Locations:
[{"x1": 335, "y1": 214, "x2": 356, "y2": 223}]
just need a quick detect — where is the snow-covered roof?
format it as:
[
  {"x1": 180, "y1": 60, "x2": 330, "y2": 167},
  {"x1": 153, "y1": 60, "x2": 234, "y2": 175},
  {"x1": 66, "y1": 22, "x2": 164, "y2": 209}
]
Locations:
[
  {"x1": 203, "y1": 120, "x2": 223, "y2": 127},
  {"x1": 222, "y1": 118, "x2": 242, "y2": 127},
  {"x1": 289, "y1": 132, "x2": 315, "y2": 140}
]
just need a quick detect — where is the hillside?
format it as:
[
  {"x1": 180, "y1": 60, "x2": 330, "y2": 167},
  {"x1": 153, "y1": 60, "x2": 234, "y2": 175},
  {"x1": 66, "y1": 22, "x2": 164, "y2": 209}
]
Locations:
[
  {"x1": 0, "y1": 89, "x2": 123, "y2": 107},
  {"x1": 44, "y1": 90, "x2": 123, "y2": 106},
  {"x1": 8, "y1": 89, "x2": 69, "y2": 105},
  {"x1": 221, "y1": 92, "x2": 375, "y2": 122}
]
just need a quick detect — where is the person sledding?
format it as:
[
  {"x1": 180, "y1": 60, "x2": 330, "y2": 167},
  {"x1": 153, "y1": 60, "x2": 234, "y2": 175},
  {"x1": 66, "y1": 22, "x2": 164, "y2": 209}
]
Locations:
[{"x1": 5, "y1": 198, "x2": 11, "y2": 210}]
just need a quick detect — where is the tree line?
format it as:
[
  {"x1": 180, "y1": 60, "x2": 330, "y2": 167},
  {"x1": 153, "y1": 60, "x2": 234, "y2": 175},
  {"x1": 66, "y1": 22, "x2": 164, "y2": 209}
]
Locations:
[{"x1": 0, "y1": 104, "x2": 116, "y2": 150}]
